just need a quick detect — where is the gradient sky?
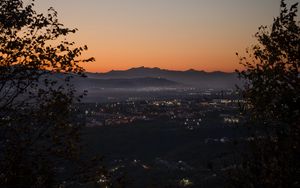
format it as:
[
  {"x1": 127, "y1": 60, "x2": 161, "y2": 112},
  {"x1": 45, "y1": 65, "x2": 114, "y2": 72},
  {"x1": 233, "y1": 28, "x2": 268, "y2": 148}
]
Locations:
[{"x1": 34, "y1": 0, "x2": 299, "y2": 72}]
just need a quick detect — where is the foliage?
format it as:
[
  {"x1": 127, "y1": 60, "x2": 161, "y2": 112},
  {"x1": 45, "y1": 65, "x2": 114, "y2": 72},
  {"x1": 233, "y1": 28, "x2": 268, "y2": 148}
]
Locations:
[
  {"x1": 0, "y1": 0, "x2": 109, "y2": 187},
  {"x1": 229, "y1": 0, "x2": 300, "y2": 187}
]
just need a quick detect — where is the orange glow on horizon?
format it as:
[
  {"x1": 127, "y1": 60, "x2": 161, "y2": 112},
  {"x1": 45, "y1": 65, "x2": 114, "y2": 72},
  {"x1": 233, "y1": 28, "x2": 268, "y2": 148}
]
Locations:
[
  {"x1": 82, "y1": 58, "x2": 241, "y2": 73},
  {"x1": 36, "y1": 0, "x2": 286, "y2": 74},
  {"x1": 80, "y1": 44, "x2": 245, "y2": 73}
]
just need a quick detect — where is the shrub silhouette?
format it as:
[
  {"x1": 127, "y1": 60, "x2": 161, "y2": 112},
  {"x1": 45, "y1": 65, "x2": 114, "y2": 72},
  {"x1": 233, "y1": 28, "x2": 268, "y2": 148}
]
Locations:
[
  {"x1": 229, "y1": 1, "x2": 300, "y2": 187},
  {"x1": 0, "y1": 1, "x2": 111, "y2": 187}
]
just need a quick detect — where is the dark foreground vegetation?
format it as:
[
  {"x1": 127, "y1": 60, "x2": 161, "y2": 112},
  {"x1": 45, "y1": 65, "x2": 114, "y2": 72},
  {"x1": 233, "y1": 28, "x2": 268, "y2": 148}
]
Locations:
[{"x1": 229, "y1": 1, "x2": 300, "y2": 187}]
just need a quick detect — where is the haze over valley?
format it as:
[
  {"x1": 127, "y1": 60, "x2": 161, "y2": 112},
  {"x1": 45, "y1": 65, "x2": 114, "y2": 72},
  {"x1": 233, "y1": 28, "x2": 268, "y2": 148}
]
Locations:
[{"x1": 71, "y1": 67, "x2": 240, "y2": 102}]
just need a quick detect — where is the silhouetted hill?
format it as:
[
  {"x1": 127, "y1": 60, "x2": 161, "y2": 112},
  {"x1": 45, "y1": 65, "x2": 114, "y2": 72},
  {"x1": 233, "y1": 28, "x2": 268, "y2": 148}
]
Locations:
[
  {"x1": 86, "y1": 67, "x2": 240, "y2": 89},
  {"x1": 73, "y1": 77, "x2": 182, "y2": 89}
]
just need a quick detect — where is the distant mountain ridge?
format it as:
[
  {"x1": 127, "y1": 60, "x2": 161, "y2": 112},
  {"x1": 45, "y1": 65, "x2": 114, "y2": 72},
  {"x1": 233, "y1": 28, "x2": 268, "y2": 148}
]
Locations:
[
  {"x1": 85, "y1": 67, "x2": 240, "y2": 89},
  {"x1": 73, "y1": 77, "x2": 182, "y2": 89}
]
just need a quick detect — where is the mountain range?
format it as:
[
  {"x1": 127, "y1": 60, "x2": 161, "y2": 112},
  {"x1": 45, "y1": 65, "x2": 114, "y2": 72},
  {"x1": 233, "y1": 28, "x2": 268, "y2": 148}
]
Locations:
[
  {"x1": 80, "y1": 67, "x2": 240, "y2": 89},
  {"x1": 74, "y1": 77, "x2": 181, "y2": 89}
]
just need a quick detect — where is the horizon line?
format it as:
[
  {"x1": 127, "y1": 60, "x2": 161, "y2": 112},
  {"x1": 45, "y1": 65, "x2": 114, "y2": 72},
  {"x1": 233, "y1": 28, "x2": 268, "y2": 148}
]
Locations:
[{"x1": 86, "y1": 66, "x2": 238, "y2": 74}]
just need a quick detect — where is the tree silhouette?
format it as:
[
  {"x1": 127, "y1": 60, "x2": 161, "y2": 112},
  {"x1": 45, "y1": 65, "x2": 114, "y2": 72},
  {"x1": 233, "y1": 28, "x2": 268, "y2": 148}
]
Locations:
[
  {"x1": 229, "y1": 0, "x2": 300, "y2": 187},
  {"x1": 0, "y1": 1, "x2": 110, "y2": 187}
]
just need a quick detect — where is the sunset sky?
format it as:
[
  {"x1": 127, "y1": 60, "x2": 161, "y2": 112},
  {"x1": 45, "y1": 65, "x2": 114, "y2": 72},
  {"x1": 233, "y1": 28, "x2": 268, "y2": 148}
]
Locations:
[{"x1": 34, "y1": 0, "x2": 299, "y2": 72}]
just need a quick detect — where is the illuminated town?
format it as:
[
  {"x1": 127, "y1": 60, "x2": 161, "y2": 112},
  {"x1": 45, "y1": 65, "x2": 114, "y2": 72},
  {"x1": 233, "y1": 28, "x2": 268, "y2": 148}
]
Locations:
[{"x1": 76, "y1": 89, "x2": 248, "y2": 187}]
